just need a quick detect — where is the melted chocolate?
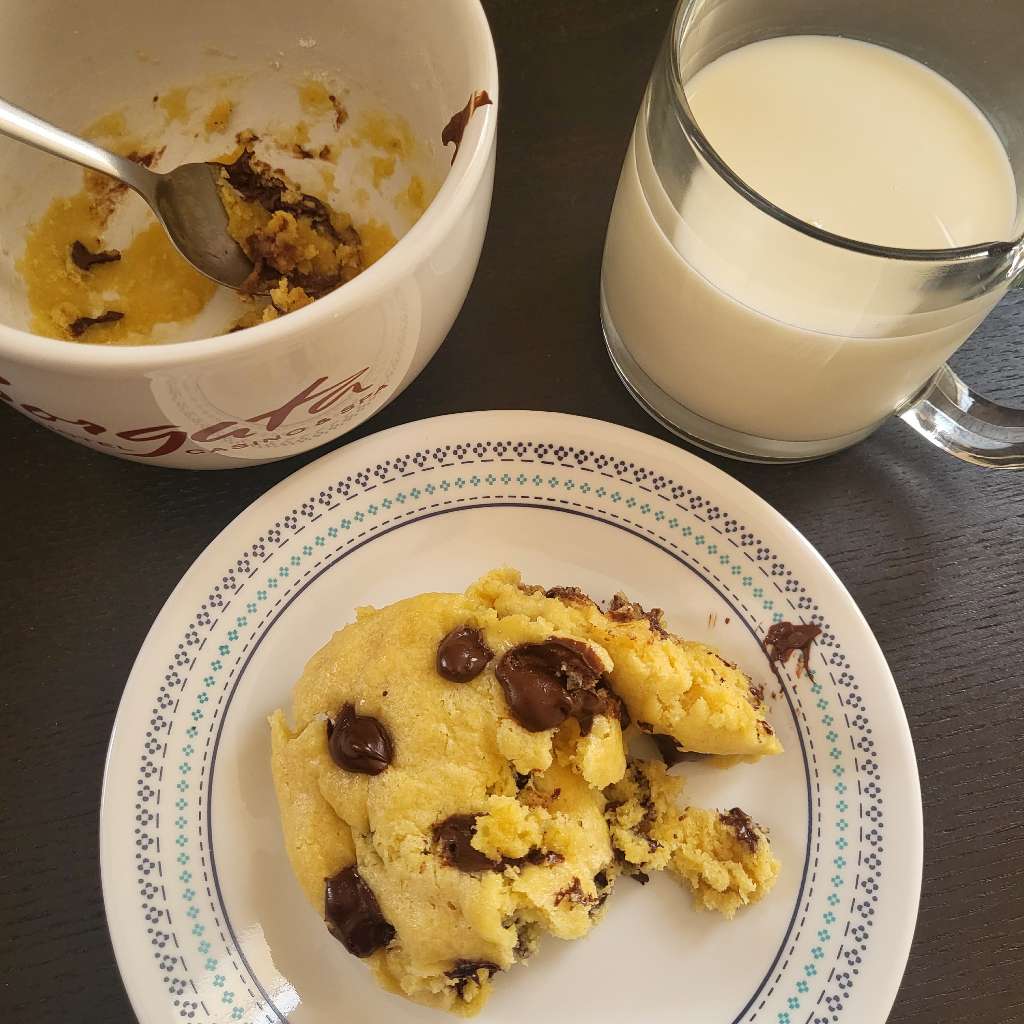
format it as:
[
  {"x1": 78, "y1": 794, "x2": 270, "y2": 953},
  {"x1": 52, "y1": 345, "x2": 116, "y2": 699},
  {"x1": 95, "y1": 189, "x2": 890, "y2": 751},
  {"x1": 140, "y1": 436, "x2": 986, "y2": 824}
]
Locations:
[
  {"x1": 720, "y1": 807, "x2": 760, "y2": 853},
  {"x1": 68, "y1": 310, "x2": 123, "y2": 337},
  {"x1": 764, "y1": 621, "x2": 822, "y2": 677},
  {"x1": 446, "y1": 960, "x2": 499, "y2": 998},
  {"x1": 508, "y1": 848, "x2": 564, "y2": 869},
  {"x1": 607, "y1": 593, "x2": 671, "y2": 638},
  {"x1": 70, "y1": 240, "x2": 121, "y2": 271},
  {"x1": 652, "y1": 733, "x2": 686, "y2": 767},
  {"x1": 649, "y1": 733, "x2": 709, "y2": 767},
  {"x1": 324, "y1": 865, "x2": 395, "y2": 957},
  {"x1": 441, "y1": 90, "x2": 492, "y2": 164},
  {"x1": 433, "y1": 814, "x2": 500, "y2": 873},
  {"x1": 569, "y1": 688, "x2": 609, "y2": 737},
  {"x1": 617, "y1": 697, "x2": 631, "y2": 731},
  {"x1": 544, "y1": 585, "x2": 596, "y2": 608},
  {"x1": 494, "y1": 639, "x2": 611, "y2": 733},
  {"x1": 432, "y1": 812, "x2": 563, "y2": 873},
  {"x1": 327, "y1": 704, "x2": 393, "y2": 775},
  {"x1": 220, "y1": 145, "x2": 333, "y2": 228},
  {"x1": 553, "y1": 877, "x2": 595, "y2": 908},
  {"x1": 220, "y1": 142, "x2": 359, "y2": 296},
  {"x1": 437, "y1": 625, "x2": 493, "y2": 682}
]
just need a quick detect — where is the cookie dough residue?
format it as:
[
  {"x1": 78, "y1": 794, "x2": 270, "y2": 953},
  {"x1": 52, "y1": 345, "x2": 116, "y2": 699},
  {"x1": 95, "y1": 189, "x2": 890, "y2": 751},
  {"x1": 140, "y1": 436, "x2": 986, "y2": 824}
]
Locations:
[
  {"x1": 215, "y1": 134, "x2": 366, "y2": 326},
  {"x1": 158, "y1": 86, "x2": 191, "y2": 124},
  {"x1": 297, "y1": 79, "x2": 348, "y2": 129},
  {"x1": 356, "y1": 218, "x2": 397, "y2": 267},
  {"x1": 203, "y1": 98, "x2": 234, "y2": 137},
  {"x1": 17, "y1": 79, "x2": 429, "y2": 344},
  {"x1": 17, "y1": 175, "x2": 215, "y2": 344}
]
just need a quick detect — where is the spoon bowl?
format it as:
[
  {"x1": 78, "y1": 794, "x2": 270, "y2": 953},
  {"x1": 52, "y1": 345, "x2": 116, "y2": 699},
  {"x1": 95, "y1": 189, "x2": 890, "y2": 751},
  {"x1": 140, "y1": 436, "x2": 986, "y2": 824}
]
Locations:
[{"x1": 152, "y1": 161, "x2": 255, "y2": 290}]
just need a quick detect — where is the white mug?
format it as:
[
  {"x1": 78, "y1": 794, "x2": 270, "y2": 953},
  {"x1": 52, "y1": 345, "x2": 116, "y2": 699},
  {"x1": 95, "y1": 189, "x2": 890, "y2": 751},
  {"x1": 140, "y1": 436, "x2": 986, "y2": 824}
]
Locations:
[{"x1": 0, "y1": 0, "x2": 497, "y2": 468}]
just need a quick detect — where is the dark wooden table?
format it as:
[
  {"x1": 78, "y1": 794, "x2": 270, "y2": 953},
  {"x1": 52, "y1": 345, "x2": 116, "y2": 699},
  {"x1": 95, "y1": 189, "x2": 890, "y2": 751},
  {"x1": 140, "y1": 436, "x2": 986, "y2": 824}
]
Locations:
[{"x1": 2, "y1": 2, "x2": 1022, "y2": 1021}]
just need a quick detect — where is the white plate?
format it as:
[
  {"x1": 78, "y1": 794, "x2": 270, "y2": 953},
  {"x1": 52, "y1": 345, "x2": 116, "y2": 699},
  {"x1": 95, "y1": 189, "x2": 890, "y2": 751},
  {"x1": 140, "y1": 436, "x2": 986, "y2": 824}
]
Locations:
[{"x1": 101, "y1": 411, "x2": 922, "y2": 1024}]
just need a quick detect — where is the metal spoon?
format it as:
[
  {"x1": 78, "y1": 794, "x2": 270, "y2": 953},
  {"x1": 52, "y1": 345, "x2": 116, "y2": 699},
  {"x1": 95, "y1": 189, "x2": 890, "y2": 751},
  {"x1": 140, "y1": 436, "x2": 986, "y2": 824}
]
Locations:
[{"x1": 0, "y1": 97, "x2": 254, "y2": 290}]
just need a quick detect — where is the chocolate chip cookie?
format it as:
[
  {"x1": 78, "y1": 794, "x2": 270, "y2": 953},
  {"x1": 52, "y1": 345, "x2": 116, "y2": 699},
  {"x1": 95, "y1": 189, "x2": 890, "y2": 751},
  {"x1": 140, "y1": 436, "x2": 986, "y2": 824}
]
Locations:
[{"x1": 270, "y1": 570, "x2": 782, "y2": 1015}]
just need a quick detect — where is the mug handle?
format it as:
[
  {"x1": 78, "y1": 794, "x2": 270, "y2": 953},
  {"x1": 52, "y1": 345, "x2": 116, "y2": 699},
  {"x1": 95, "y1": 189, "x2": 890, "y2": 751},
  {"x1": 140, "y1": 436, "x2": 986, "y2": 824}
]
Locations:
[
  {"x1": 898, "y1": 270, "x2": 1024, "y2": 469},
  {"x1": 899, "y1": 364, "x2": 1024, "y2": 468}
]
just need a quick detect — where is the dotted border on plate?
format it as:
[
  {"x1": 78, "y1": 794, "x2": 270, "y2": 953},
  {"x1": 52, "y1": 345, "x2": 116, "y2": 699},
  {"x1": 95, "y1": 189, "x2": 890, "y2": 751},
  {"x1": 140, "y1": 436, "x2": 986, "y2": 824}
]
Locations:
[{"x1": 128, "y1": 440, "x2": 883, "y2": 1023}]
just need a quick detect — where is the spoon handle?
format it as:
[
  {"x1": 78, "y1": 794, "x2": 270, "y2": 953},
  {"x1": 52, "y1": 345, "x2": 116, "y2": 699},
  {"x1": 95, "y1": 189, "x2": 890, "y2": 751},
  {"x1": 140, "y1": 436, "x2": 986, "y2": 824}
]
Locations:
[{"x1": 0, "y1": 97, "x2": 156, "y2": 199}]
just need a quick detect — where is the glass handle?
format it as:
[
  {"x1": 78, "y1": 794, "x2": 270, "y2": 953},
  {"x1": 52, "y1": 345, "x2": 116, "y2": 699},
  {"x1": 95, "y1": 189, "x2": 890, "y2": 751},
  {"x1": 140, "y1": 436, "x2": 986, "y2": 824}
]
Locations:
[{"x1": 899, "y1": 364, "x2": 1024, "y2": 469}]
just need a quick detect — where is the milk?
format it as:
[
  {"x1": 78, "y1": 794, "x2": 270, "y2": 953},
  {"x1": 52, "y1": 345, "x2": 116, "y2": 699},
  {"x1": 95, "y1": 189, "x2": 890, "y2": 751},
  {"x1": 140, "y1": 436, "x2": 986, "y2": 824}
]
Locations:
[{"x1": 601, "y1": 36, "x2": 1018, "y2": 443}]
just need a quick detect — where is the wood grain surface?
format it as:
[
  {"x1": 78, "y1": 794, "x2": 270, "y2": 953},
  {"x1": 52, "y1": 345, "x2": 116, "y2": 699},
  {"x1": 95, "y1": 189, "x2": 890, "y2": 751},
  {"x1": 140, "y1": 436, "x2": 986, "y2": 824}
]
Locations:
[{"x1": 1, "y1": 2, "x2": 1022, "y2": 1021}]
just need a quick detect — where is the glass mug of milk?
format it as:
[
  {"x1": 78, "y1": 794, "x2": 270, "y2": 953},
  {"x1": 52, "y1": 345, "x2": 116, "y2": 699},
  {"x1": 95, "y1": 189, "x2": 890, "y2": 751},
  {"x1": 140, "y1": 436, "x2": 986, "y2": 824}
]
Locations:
[{"x1": 601, "y1": 0, "x2": 1024, "y2": 466}]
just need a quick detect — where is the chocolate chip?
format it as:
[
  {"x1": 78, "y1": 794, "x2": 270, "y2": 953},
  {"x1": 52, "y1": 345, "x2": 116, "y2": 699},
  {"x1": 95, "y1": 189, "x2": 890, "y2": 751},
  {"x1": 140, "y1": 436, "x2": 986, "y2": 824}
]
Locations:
[
  {"x1": 324, "y1": 865, "x2": 395, "y2": 957},
  {"x1": 327, "y1": 704, "x2": 393, "y2": 775},
  {"x1": 631, "y1": 870, "x2": 650, "y2": 885},
  {"x1": 764, "y1": 621, "x2": 822, "y2": 678},
  {"x1": 68, "y1": 310, "x2": 123, "y2": 337},
  {"x1": 720, "y1": 807, "x2": 760, "y2": 853},
  {"x1": 594, "y1": 870, "x2": 609, "y2": 889},
  {"x1": 441, "y1": 89, "x2": 492, "y2": 164},
  {"x1": 433, "y1": 814, "x2": 501, "y2": 873},
  {"x1": 446, "y1": 959, "x2": 499, "y2": 997},
  {"x1": 569, "y1": 688, "x2": 615, "y2": 737},
  {"x1": 506, "y1": 848, "x2": 564, "y2": 869},
  {"x1": 494, "y1": 639, "x2": 610, "y2": 733},
  {"x1": 70, "y1": 240, "x2": 121, "y2": 271},
  {"x1": 553, "y1": 876, "x2": 595, "y2": 908},
  {"x1": 437, "y1": 625, "x2": 493, "y2": 682},
  {"x1": 495, "y1": 647, "x2": 572, "y2": 732},
  {"x1": 607, "y1": 593, "x2": 671, "y2": 638},
  {"x1": 436, "y1": 819, "x2": 565, "y2": 873},
  {"x1": 514, "y1": 771, "x2": 531, "y2": 790}
]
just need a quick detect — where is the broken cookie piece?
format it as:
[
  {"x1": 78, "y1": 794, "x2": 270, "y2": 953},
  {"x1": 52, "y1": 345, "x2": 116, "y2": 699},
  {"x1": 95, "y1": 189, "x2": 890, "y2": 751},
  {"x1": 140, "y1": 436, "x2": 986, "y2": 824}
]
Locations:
[
  {"x1": 269, "y1": 571, "x2": 782, "y2": 1016},
  {"x1": 668, "y1": 806, "x2": 780, "y2": 917},
  {"x1": 605, "y1": 758, "x2": 780, "y2": 917},
  {"x1": 468, "y1": 568, "x2": 783, "y2": 759}
]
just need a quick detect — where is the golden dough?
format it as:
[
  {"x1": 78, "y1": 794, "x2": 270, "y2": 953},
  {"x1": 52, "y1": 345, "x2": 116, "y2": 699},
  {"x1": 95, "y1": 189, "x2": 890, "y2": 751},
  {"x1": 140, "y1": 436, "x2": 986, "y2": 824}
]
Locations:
[{"x1": 270, "y1": 572, "x2": 782, "y2": 1015}]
